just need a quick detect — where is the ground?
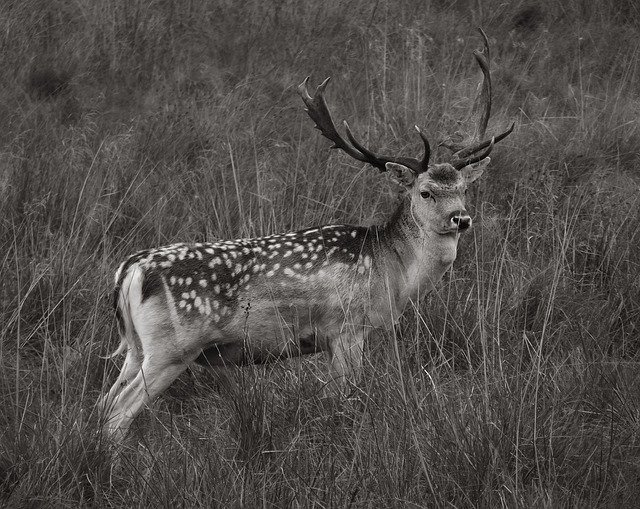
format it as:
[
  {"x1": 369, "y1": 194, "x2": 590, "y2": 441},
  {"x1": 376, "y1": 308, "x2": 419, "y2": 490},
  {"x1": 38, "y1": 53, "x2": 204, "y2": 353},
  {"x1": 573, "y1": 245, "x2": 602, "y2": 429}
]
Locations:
[{"x1": 1, "y1": 0, "x2": 640, "y2": 506}]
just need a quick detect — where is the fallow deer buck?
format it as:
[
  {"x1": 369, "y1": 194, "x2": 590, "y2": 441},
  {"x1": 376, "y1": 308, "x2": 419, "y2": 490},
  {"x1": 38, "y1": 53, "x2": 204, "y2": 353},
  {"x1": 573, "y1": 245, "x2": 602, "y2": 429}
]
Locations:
[{"x1": 99, "y1": 29, "x2": 513, "y2": 438}]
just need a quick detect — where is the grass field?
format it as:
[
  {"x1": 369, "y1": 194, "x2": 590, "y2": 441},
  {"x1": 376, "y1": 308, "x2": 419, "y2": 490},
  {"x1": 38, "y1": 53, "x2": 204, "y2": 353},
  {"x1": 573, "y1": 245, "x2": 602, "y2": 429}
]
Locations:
[{"x1": 2, "y1": 0, "x2": 640, "y2": 506}]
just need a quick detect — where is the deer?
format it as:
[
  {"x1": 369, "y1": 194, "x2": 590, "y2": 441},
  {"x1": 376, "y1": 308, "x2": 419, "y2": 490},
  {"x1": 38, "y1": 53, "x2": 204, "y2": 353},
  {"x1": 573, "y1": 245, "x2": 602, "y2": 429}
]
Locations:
[{"x1": 98, "y1": 29, "x2": 514, "y2": 439}]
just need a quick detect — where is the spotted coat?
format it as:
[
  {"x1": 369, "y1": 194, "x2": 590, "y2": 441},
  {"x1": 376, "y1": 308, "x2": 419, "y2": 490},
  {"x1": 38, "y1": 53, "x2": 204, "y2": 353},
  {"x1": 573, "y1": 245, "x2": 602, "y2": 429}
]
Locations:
[{"x1": 113, "y1": 224, "x2": 386, "y2": 365}]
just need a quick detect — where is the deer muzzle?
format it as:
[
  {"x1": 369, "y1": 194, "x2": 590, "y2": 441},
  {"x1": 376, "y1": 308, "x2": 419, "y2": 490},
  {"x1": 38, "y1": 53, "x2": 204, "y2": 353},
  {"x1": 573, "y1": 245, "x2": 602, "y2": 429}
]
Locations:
[{"x1": 449, "y1": 211, "x2": 472, "y2": 232}]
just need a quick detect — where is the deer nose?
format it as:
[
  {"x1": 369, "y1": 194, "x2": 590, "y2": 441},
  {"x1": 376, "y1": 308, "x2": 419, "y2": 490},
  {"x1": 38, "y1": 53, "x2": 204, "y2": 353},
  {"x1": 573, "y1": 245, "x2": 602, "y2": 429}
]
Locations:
[{"x1": 450, "y1": 211, "x2": 471, "y2": 231}]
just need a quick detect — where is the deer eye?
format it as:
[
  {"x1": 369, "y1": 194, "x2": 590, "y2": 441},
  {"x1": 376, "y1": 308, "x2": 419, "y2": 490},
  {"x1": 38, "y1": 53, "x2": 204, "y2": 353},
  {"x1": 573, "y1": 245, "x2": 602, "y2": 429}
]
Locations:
[{"x1": 420, "y1": 190, "x2": 433, "y2": 200}]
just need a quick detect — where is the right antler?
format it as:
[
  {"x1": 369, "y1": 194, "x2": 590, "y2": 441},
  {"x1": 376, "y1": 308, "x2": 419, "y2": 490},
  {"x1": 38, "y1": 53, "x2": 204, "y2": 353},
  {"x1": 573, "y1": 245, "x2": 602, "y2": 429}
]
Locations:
[
  {"x1": 441, "y1": 28, "x2": 514, "y2": 170},
  {"x1": 298, "y1": 77, "x2": 432, "y2": 175}
]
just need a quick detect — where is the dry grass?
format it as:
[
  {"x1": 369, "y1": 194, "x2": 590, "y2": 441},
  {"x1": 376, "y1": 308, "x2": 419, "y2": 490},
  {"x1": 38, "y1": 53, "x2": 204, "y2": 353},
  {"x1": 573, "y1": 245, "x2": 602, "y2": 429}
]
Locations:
[{"x1": 1, "y1": 0, "x2": 640, "y2": 506}]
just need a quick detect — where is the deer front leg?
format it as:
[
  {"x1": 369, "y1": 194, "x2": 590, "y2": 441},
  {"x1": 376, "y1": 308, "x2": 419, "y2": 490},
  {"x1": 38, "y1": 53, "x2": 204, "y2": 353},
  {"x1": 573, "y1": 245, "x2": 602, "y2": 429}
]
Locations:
[{"x1": 326, "y1": 330, "x2": 365, "y2": 394}]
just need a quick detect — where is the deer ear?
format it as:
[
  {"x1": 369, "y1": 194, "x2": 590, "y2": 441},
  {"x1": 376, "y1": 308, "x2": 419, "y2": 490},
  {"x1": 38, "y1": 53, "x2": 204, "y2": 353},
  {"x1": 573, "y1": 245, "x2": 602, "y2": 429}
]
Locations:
[
  {"x1": 385, "y1": 162, "x2": 416, "y2": 186},
  {"x1": 461, "y1": 157, "x2": 490, "y2": 183}
]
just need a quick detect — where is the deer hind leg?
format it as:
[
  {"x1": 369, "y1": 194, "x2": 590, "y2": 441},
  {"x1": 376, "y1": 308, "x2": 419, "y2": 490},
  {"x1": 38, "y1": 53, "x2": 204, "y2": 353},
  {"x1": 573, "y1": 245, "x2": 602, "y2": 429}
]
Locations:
[
  {"x1": 102, "y1": 294, "x2": 201, "y2": 439},
  {"x1": 98, "y1": 323, "x2": 144, "y2": 415},
  {"x1": 98, "y1": 347, "x2": 142, "y2": 418},
  {"x1": 103, "y1": 355, "x2": 188, "y2": 438}
]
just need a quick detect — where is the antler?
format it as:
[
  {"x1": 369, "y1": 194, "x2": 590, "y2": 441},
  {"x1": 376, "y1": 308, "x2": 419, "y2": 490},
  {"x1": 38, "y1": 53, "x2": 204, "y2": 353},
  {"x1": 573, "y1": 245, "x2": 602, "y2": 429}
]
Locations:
[
  {"x1": 443, "y1": 28, "x2": 514, "y2": 170},
  {"x1": 298, "y1": 77, "x2": 431, "y2": 174}
]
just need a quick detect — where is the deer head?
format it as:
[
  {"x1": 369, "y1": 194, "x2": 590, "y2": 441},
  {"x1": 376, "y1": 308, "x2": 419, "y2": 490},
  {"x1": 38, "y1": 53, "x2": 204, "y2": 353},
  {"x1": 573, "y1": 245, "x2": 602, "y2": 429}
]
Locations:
[{"x1": 298, "y1": 28, "x2": 513, "y2": 238}]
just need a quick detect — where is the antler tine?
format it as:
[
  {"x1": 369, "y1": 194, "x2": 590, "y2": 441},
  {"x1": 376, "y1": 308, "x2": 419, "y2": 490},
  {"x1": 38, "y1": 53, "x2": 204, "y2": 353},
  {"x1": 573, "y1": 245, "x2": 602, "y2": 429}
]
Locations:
[
  {"x1": 452, "y1": 137, "x2": 494, "y2": 170},
  {"x1": 299, "y1": 77, "x2": 431, "y2": 174},
  {"x1": 415, "y1": 125, "x2": 431, "y2": 171},
  {"x1": 453, "y1": 121, "x2": 515, "y2": 161},
  {"x1": 343, "y1": 121, "x2": 383, "y2": 164},
  {"x1": 345, "y1": 122, "x2": 432, "y2": 174}
]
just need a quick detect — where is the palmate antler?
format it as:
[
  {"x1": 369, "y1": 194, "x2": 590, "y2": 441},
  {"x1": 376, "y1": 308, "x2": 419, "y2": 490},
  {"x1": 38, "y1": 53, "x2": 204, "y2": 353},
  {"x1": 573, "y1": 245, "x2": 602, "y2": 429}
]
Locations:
[
  {"x1": 298, "y1": 77, "x2": 431, "y2": 174},
  {"x1": 441, "y1": 28, "x2": 515, "y2": 169},
  {"x1": 299, "y1": 29, "x2": 513, "y2": 174}
]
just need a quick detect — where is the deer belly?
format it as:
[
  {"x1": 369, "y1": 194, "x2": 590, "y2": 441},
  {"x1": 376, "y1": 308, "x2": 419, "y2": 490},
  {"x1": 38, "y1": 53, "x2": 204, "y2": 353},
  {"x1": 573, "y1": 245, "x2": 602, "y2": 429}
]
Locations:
[
  {"x1": 193, "y1": 295, "x2": 345, "y2": 367},
  {"x1": 194, "y1": 331, "x2": 324, "y2": 367}
]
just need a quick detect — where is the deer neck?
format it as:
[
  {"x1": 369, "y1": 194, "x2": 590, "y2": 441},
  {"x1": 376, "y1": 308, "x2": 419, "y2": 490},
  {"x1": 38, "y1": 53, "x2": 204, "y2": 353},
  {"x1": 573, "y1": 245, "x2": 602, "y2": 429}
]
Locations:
[{"x1": 376, "y1": 197, "x2": 459, "y2": 307}]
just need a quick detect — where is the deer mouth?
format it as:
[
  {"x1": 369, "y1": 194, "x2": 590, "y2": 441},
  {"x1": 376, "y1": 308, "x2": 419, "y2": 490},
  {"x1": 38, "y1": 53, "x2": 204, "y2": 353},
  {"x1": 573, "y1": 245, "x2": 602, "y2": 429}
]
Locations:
[
  {"x1": 439, "y1": 223, "x2": 472, "y2": 235},
  {"x1": 438, "y1": 229, "x2": 460, "y2": 236}
]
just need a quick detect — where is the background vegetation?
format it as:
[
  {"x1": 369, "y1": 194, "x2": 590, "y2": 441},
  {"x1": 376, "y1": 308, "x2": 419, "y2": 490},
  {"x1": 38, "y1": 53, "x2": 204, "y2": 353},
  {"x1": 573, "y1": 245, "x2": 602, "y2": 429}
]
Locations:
[{"x1": 1, "y1": 0, "x2": 640, "y2": 506}]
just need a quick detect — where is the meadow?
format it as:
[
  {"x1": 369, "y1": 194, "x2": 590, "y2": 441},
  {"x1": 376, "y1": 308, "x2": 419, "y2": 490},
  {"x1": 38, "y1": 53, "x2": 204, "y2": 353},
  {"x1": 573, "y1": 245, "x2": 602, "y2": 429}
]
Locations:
[{"x1": 1, "y1": 0, "x2": 640, "y2": 506}]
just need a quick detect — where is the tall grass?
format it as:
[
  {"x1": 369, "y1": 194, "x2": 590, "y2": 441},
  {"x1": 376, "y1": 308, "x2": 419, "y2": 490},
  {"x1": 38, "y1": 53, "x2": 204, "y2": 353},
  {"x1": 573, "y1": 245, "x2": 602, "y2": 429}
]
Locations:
[{"x1": 1, "y1": 0, "x2": 640, "y2": 506}]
